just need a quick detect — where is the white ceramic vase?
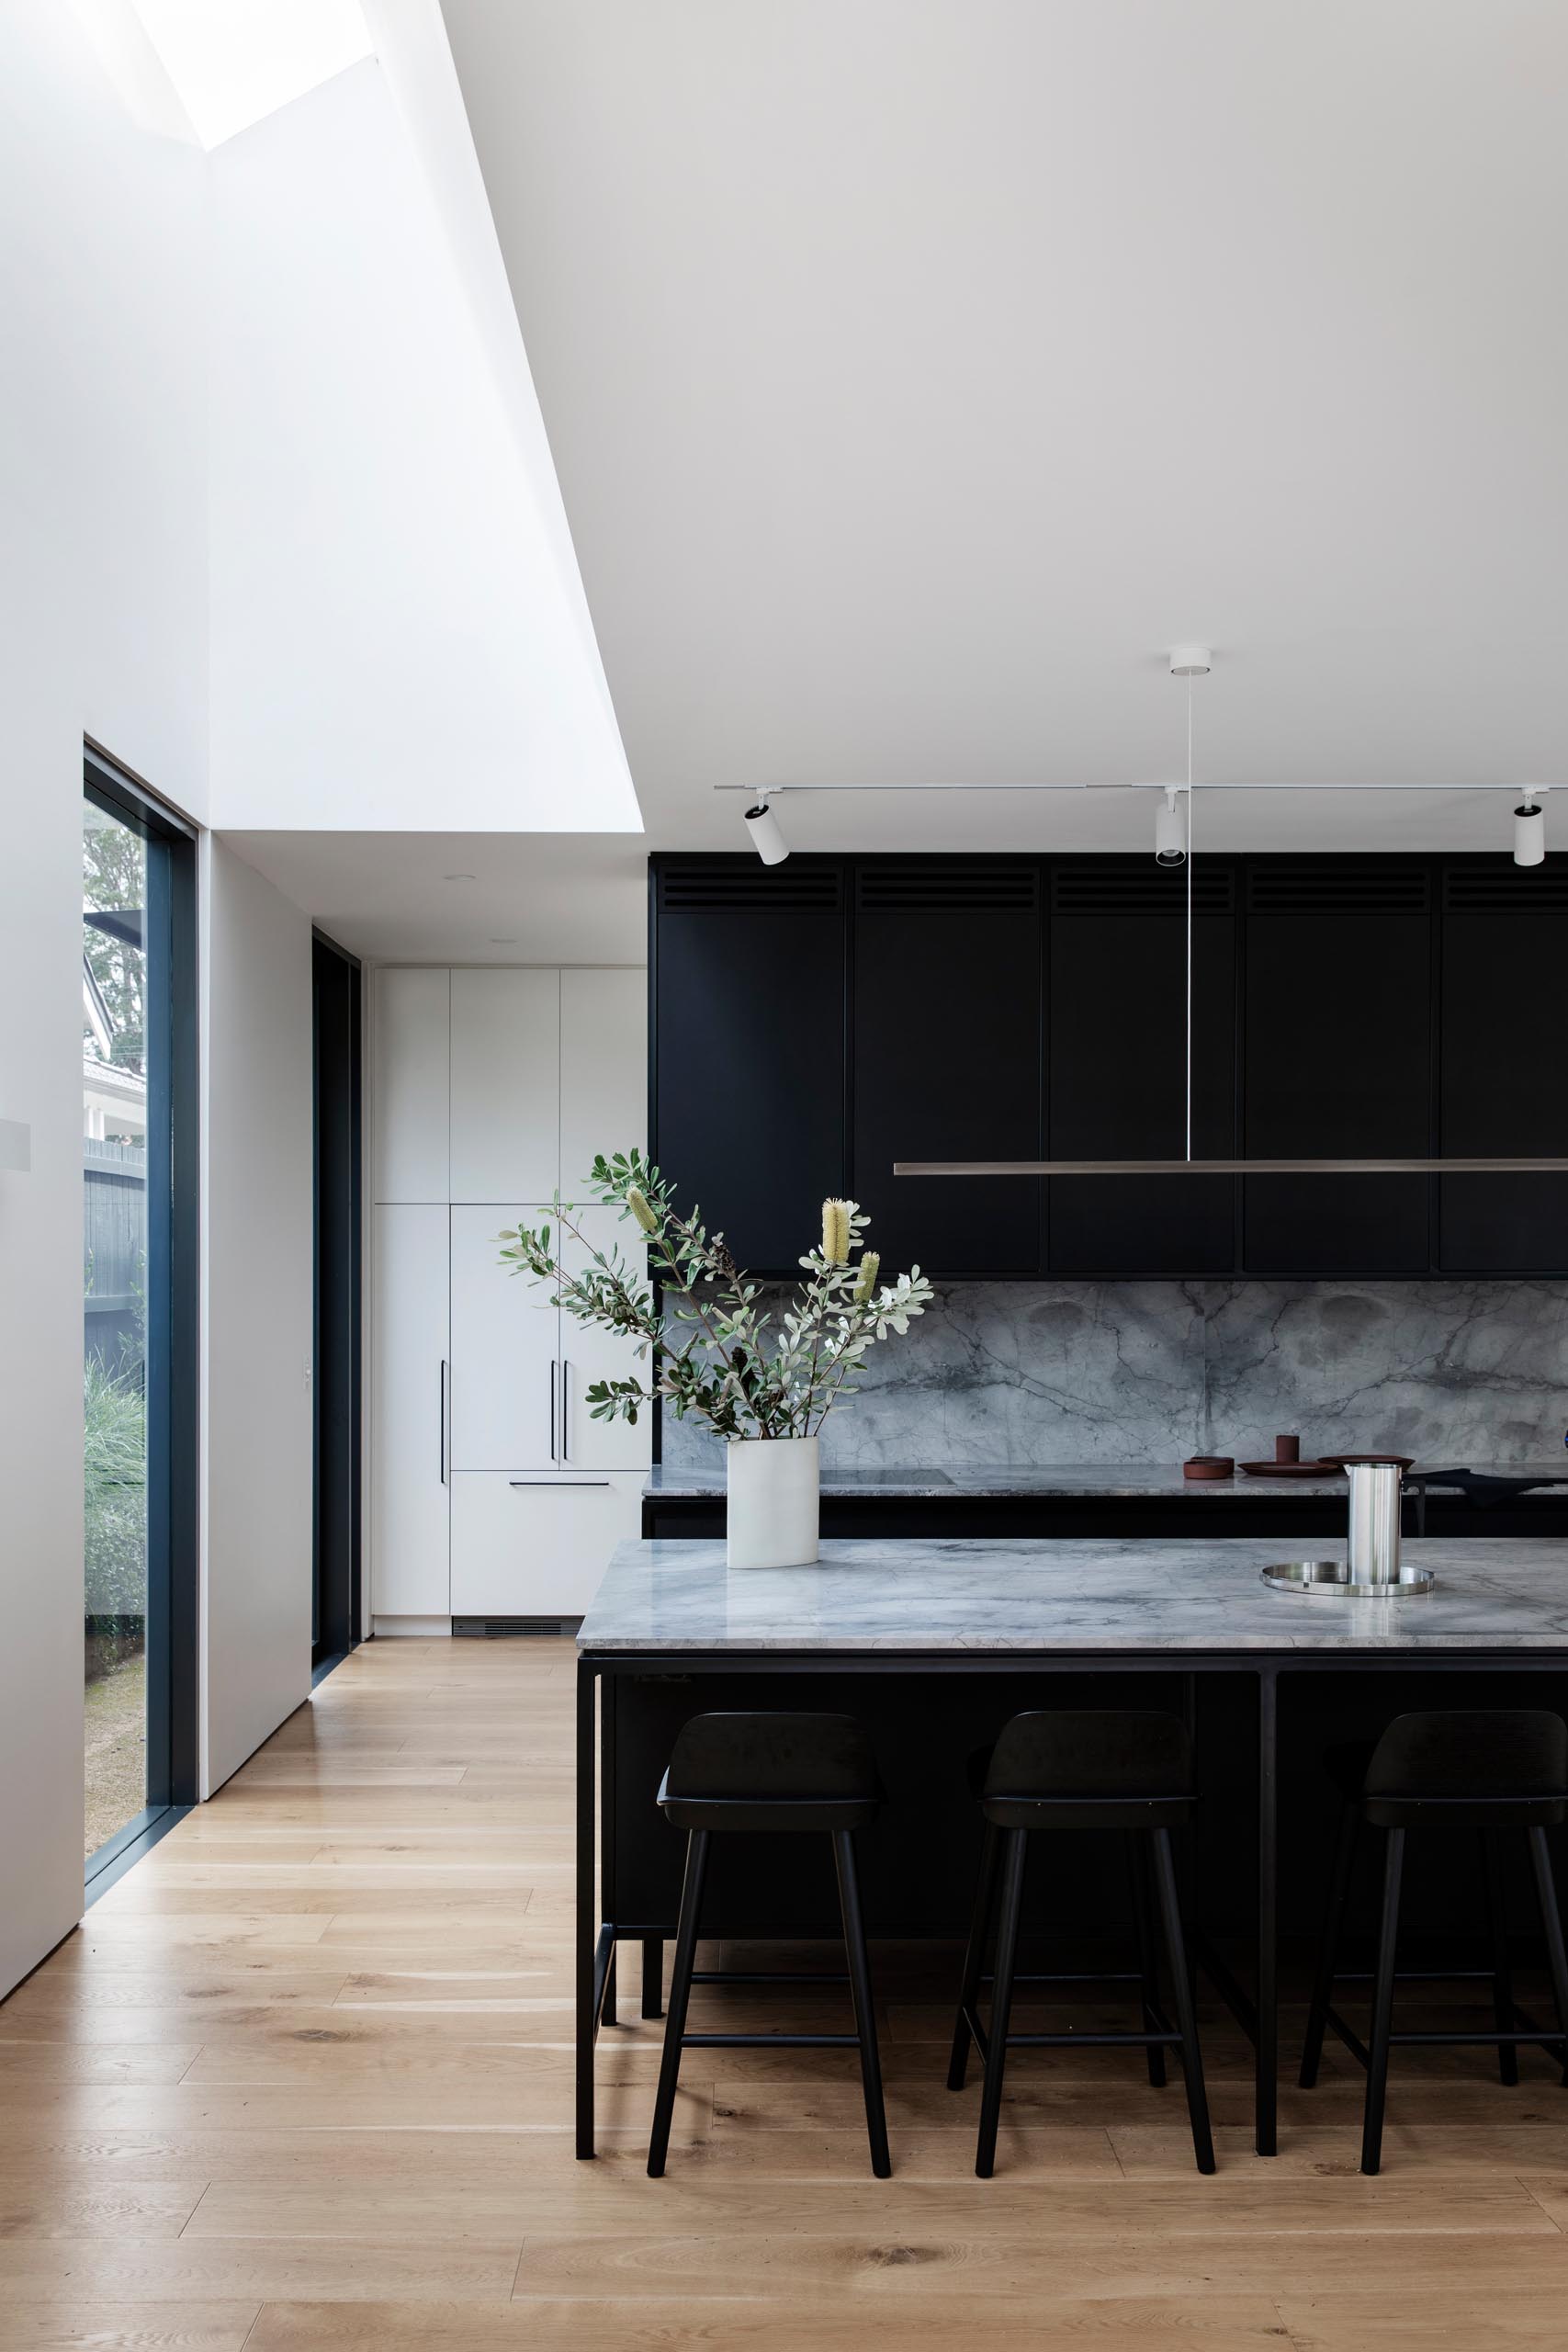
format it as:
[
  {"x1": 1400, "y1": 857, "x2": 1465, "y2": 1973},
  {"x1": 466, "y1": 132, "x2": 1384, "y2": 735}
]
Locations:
[{"x1": 726, "y1": 1435, "x2": 820, "y2": 1569}]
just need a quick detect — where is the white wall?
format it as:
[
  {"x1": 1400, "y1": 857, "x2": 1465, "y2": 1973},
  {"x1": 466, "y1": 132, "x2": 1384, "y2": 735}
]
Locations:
[
  {"x1": 0, "y1": 0, "x2": 628, "y2": 1990},
  {"x1": 201, "y1": 840, "x2": 315, "y2": 1795},
  {"x1": 0, "y1": 1, "x2": 210, "y2": 1994}
]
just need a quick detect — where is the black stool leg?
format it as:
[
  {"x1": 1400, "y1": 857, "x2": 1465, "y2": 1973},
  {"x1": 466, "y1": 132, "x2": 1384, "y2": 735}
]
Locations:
[
  {"x1": 647, "y1": 1829, "x2": 709, "y2": 2177},
  {"x1": 948, "y1": 1821, "x2": 1000, "y2": 2092},
  {"x1": 1481, "y1": 1832, "x2": 1519, "y2": 2087},
  {"x1": 831, "y1": 1830, "x2": 891, "y2": 2178},
  {"x1": 1150, "y1": 1826, "x2": 1214, "y2": 2174},
  {"x1": 641, "y1": 1937, "x2": 663, "y2": 2020},
  {"x1": 1361, "y1": 1826, "x2": 1405, "y2": 2177},
  {"x1": 1127, "y1": 1832, "x2": 1167, "y2": 2090},
  {"x1": 975, "y1": 1829, "x2": 1028, "y2": 2179},
  {"x1": 1300, "y1": 1798, "x2": 1359, "y2": 2090},
  {"x1": 1527, "y1": 1827, "x2": 1568, "y2": 2088}
]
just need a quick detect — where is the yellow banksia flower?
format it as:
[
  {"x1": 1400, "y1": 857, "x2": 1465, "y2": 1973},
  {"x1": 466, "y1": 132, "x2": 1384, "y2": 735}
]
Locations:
[
  {"x1": 821, "y1": 1198, "x2": 852, "y2": 1263},
  {"x1": 626, "y1": 1186, "x2": 659, "y2": 1234},
  {"x1": 853, "y1": 1250, "x2": 881, "y2": 1305}
]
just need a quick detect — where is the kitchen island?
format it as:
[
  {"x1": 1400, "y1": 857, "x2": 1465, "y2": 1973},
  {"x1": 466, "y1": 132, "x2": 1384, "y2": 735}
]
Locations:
[{"x1": 576, "y1": 1534, "x2": 1568, "y2": 2162}]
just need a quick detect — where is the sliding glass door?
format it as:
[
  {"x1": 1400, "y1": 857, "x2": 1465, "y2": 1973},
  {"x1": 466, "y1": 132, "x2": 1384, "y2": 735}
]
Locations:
[{"x1": 83, "y1": 752, "x2": 197, "y2": 1882}]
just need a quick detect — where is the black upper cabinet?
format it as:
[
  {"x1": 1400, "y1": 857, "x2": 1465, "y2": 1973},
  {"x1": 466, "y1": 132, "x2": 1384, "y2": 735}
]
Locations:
[
  {"x1": 650, "y1": 852, "x2": 1567, "y2": 1283},
  {"x1": 1241, "y1": 861, "x2": 1432, "y2": 1273},
  {"x1": 852, "y1": 861, "x2": 1042, "y2": 1275},
  {"x1": 650, "y1": 858, "x2": 847, "y2": 1275},
  {"x1": 1047, "y1": 861, "x2": 1236, "y2": 1273},
  {"x1": 1438, "y1": 859, "x2": 1568, "y2": 1272}
]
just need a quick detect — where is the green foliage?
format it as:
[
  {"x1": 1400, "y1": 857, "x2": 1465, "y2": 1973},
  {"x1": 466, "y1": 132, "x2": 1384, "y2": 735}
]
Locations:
[
  {"x1": 497, "y1": 1151, "x2": 933, "y2": 1442},
  {"x1": 83, "y1": 815, "x2": 146, "y2": 1075},
  {"x1": 84, "y1": 1357, "x2": 146, "y2": 1618}
]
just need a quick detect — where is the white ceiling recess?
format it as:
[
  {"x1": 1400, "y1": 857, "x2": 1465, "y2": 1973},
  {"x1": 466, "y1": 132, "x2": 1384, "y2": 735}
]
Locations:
[
  {"x1": 439, "y1": 0, "x2": 1568, "y2": 858},
  {"x1": 205, "y1": 12, "x2": 640, "y2": 837},
  {"x1": 221, "y1": 830, "x2": 649, "y2": 964}
]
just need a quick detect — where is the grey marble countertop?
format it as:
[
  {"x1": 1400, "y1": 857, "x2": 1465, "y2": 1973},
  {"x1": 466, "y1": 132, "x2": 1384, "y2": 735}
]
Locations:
[
  {"x1": 642, "y1": 1461, "x2": 1568, "y2": 1502},
  {"x1": 579, "y1": 1534, "x2": 1568, "y2": 1655}
]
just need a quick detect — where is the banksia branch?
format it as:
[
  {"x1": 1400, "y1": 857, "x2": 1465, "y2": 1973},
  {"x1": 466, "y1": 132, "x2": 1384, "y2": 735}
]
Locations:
[{"x1": 821, "y1": 1198, "x2": 852, "y2": 1263}]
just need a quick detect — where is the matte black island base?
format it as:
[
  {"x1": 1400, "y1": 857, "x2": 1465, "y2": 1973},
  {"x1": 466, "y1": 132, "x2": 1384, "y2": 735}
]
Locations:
[{"x1": 574, "y1": 1535, "x2": 1568, "y2": 2161}]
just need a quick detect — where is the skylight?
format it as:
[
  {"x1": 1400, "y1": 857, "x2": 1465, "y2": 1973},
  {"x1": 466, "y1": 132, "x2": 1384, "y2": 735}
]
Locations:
[{"x1": 127, "y1": 0, "x2": 374, "y2": 150}]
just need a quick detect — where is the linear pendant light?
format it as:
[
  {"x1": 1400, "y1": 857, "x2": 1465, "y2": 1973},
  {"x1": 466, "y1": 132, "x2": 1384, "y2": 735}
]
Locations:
[{"x1": 895, "y1": 651, "x2": 1568, "y2": 1180}]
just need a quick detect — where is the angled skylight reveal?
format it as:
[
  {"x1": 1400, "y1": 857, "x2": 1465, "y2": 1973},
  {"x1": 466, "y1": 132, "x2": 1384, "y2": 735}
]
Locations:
[{"x1": 127, "y1": 0, "x2": 372, "y2": 149}]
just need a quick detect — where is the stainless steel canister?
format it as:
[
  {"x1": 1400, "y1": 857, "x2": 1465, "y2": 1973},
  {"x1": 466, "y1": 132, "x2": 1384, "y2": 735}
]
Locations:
[{"x1": 1345, "y1": 1461, "x2": 1403, "y2": 1585}]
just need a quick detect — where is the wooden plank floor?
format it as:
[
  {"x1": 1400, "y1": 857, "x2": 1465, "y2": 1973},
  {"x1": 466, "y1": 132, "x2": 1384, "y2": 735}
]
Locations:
[{"x1": 4, "y1": 1636, "x2": 1568, "y2": 2347}]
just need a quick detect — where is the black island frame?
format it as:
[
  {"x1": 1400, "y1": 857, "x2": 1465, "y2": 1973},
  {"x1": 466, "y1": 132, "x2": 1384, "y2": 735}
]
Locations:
[{"x1": 575, "y1": 1637, "x2": 1568, "y2": 2164}]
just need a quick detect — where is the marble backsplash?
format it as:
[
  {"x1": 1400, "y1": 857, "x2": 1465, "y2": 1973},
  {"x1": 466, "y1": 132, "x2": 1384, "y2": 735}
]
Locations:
[{"x1": 657, "y1": 1280, "x2": 1568, "y2": 1473}]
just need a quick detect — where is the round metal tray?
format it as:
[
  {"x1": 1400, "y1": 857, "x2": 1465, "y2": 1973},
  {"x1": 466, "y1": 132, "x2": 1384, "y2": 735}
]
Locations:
[{"x1": 1260, "y1": 1560, "x2": 1436, "y2": 1600}]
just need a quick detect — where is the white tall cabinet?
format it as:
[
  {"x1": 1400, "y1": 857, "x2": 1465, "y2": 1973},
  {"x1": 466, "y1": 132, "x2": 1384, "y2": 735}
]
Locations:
[{"x1": 369, "y1": 966, "x2": 649, "y2": 1628}]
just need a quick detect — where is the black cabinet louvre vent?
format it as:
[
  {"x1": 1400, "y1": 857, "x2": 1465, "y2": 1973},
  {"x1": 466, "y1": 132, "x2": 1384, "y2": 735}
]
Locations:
[
  {"x1": 1053, "y1": 863, "x2": 1235, "y2": 915},
  {"x1": 660, "y1": 865, "x2": 841, "y2": 910},
  {"x1": 856, "y1": 863, "x2": 1038, "y2": 911},
  {"x1": 1247, "y1": 862, "x2": 1429, "y2": 915},
  {"x1": 1444, "y1": 865, "x2": 1568, "y2": 913}
]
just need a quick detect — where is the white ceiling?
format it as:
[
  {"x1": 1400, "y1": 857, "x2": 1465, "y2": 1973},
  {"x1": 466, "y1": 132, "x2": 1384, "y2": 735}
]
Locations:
[
  {"x1": 240, "y1": 1, "x2": 1568, "y2": 958},
  {"x1": 436, "y1": 0, "x2": 1568, "y2": 845}
]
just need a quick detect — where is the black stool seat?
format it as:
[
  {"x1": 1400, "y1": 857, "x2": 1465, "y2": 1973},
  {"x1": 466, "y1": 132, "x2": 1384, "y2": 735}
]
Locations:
[
  {"x1": 950, "y1": 1710, "x2": 1214, "y2": 2177},
  {"x1": 976, "y1": 1711, "x2": 1197, "y2": 1830},
  {"x1": 1300, "y1": 1708, "x2": 1568, "y2": 2175},
  {"x1": 647, "y1": 1713, "x2": 890, "y2": 2180},
  {"x1": 1362, "y1": 1712, "x2": 1568, "y2": 1829},
  {"x1": 658, "y1": 1712, "x2": 882, "y2": 1833}
]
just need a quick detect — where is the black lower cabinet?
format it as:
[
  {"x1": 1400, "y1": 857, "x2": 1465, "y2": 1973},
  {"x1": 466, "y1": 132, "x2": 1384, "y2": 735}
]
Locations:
[
  {"x1": 642, "y1": 1491, "x2": 1568, "y2": 1544},
  {"x1": 608, "y1": 1665, "x2": 1568, "y2": 1952}
]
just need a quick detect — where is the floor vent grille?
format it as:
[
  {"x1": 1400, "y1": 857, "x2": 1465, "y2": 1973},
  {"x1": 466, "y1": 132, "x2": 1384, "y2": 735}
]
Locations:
[{"x1": 453, "y1": 1616, "x2": 581, "y2": 1639}]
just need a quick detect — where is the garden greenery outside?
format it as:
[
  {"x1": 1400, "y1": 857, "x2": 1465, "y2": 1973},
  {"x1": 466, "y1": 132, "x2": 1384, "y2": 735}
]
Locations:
[{"x1": 83, "y1": 806, "x2": 150, "y2": 1857}]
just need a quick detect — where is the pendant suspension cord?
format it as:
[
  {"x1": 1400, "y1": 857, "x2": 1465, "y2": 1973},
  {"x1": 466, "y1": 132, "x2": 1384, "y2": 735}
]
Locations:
[{"x1": 1185, "y1": 677, "x2": 1193, "y2": 1163}]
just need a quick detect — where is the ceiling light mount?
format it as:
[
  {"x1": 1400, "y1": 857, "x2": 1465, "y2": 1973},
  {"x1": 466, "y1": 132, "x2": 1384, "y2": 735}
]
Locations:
[
  {"x1": 742, "y1": 798, "x2": 789, "y2": 865},
  {"x1": 1514, "y1": 788, "x2": 1548, "y2": 867},
  {"x1": 1169, "y1": 644, "x2": 1213, "y2": 677},
  {"x1": 1155, "y1": 786, "x2": 1188, "y2": 866}
]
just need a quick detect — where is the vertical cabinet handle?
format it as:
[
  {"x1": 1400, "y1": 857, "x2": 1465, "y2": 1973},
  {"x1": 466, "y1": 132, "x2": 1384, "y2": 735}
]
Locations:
[
  {"x1": 439, "y1": 1359, "x2": 448, "y2": 1485},
  {"x1": 561, "y1": 1360, "x2": 570, "y2": 1463},
  {"x1": 548, "y1": 1361, "x2": 557, "y2": 1463}
]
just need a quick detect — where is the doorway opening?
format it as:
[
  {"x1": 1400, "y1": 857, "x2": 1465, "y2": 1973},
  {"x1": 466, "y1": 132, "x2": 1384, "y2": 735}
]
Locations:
[{"x1": 312, "y1": 931, "x2": 363, "y2": 1673}]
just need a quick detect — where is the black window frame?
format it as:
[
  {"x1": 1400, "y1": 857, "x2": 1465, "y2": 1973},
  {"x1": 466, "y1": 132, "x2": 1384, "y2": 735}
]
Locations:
[{"x1": 83, "y1": 744, "x2": 200, "y2": 1895}]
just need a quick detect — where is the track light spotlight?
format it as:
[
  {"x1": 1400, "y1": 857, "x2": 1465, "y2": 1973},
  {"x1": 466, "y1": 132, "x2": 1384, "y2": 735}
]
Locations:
[
  {"x1": 1514, "y1": 792, "x2": 1546, "y2": 867},
  {"x1": 1155, "y1": 786, "x2": 1187, "y2": 867},
  {"x1": 743, "y1": 798, "x2": 789, "y2": 865}
]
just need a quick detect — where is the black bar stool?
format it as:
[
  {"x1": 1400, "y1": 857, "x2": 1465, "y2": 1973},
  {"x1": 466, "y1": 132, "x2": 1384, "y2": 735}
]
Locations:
[
  {"x1": 647, "y1": 1712, "x2": 890, "y2": 2178},
  {"x1": 1299, "y1": 1710, "x2": 1568, "y2": 2174},
  {"x1": 947, "y1": 1710, "x2": 1214, "y2": 2177}
]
